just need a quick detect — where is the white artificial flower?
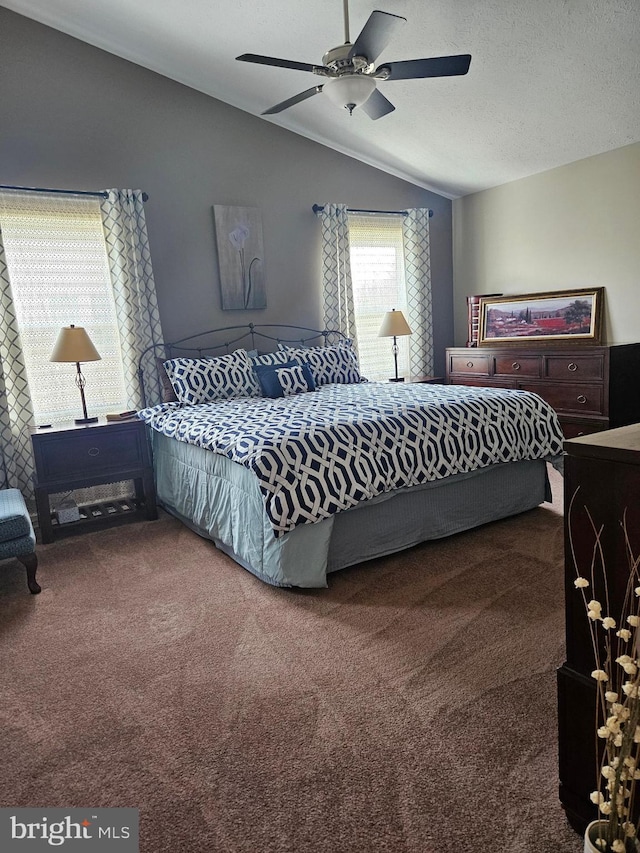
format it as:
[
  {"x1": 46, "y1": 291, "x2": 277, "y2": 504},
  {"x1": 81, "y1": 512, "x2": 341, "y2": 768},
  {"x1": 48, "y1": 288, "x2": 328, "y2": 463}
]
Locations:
[
  {"x1": 574, "y1": 577, "x2": 589, "y2": 588},
  {"x1": 635, "y1": 586, "x2": 640, "y2": 597},
  {"x1": 588, "y1": 601, "x2": 603, "y2": 620},
  {"x1": 617, "y1": 629, "x2": 632, "y2": 642},
  {"x1": 627, "y1": 615, "x2": 640, "y2": 627},
  {"x1": 590, "y1": 791, "x2": 604, "y2": 804},
  {"x1": 602, "y1": 616, "x2": 617, "y2": 629},
  {"x1": 605, "y1": 691, "x2": 620, "y2": 703},
  {"x1": 613, "y1": 704, "x2": 631, "y2": 722},
  {"x1": 592, "y1": 669, "x2": 609, "y2": 682},
  {"x1": 614, "y1": 733, "x2": 624, "y2": 747},
  {"x1": 603, "y1": 765, "x2": 616, "y2": 779},
  {"x1": 623, "y1": 682, "x2": 640, "y2": 698},
  {"x1": 624, "y1": 822, "x2": 636, "y2": 837},
  {"x1": 598, "y1": 725, "x2": 610, "y2": 739},
  {"x1": 599, "y1": 800, "x2": 612, "y2": 815},
  {"x1": 612, "y1": 839, "x2": 626, "y2": 852},
  {"x1": 606, "y1": 716, "x2": 621, "y2": 733}
]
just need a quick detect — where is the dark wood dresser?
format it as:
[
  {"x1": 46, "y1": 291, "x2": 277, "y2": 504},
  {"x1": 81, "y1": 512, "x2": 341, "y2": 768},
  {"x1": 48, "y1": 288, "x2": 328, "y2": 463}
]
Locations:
[
  {"x1": 558, "y1": 425, "x2": 640, "y2": 831},
  {"x1": 445, "y1": 343, "x2": 640, "y2": 437}
]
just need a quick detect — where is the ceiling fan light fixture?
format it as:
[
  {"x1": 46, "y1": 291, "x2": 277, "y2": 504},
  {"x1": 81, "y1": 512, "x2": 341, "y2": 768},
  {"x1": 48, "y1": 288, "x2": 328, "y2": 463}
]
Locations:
[{"x1": 323, "y1": 75, "x2": 376, "y2": 114}]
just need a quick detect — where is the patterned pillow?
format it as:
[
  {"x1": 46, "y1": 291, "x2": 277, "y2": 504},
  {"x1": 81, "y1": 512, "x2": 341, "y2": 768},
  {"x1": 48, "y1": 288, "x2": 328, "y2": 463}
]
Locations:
[
  {"x1": 164, "y1": 349, "x2": 260, "y2": 405},
  {"x1": 278, "y1": 340, "x2": 361, "y2": 386},
  {"x1": 253, "y1": 361, "x2": 316, "y2": 398},
  {"x1": 156, "y1": 357, "x2": 178, "y2": 403},
  {"x1": 250, "y1": 350, "x2": 292, "y2": 367}
]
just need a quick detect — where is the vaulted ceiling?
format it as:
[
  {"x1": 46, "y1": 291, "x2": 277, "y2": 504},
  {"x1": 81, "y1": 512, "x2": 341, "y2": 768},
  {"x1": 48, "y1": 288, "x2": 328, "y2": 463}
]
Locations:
[{"x1": 3, "y1": 0, "x2": 640, "y2": 198}]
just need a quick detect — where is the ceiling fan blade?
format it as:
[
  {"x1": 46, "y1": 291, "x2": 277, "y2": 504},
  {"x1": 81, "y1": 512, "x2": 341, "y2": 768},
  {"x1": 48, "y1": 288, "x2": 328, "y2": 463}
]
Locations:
[
  {"x1": 360, "y1": 88, "x2": 395, "y2": 120},
  {"x1": 236, "y1": 53, "x2": 330, "y2": 75},
  {"x1": 348, "y1": 11, "x2": 406, "y2": 64},
  {"x1": 261, "y1": 86, "x2": 324, "y2": 115},
  {"x1": 376, "y1": 54, "x2": 472, "y2": 81}
]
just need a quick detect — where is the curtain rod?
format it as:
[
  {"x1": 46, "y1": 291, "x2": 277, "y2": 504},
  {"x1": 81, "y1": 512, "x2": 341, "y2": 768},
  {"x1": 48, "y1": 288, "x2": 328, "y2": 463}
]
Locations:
[
  {"x1": 0, "y1": 184, "x2": 149, "y2": 202},
  {"x1": 312, "y1": 203, "x2": 432, "y2": 217}
]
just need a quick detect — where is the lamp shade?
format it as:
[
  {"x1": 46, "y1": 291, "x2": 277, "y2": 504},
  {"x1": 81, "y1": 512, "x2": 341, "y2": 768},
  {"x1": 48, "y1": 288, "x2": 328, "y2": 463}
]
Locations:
[
  {"x1": 378, "y1": 309, "x2": 412, "y2": 338},
  {"x1": 323, "y1": 75, "x2": 376, "y2": 112},
  {"x1": 50, "y1": 325, "x2": 101, "y2": 363}
]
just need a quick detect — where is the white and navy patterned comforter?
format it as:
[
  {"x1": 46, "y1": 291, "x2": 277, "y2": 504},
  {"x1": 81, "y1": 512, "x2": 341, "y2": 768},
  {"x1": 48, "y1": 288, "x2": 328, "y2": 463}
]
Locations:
[{"x1": 138, "y1": 382, "x2": 564, "y2": 537}]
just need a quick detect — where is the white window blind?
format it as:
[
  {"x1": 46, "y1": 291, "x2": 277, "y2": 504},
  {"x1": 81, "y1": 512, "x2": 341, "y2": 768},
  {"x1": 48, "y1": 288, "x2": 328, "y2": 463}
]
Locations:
[
  {"x1": 0, "y1": 193, "x2": 127, "y2": 425},
  {"x1": 348, "y1": 213, "x2": 410, "y2": 382}
]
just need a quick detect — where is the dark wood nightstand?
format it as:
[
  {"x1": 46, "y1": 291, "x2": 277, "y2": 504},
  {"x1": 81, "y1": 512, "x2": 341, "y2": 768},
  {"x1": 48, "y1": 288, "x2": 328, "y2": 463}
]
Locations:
[{"x1": 30, "y1": 418, "x2": 158, "y2": 543}]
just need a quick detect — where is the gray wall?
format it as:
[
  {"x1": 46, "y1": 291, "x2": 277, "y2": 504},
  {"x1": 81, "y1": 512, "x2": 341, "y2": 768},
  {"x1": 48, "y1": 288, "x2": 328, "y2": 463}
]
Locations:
[
  {"x1": 0, "y1": 7, "x2": 453, "y2": 375},
  {"x1": 452, "y1": 142, "x2": 640, "y2": 346}
]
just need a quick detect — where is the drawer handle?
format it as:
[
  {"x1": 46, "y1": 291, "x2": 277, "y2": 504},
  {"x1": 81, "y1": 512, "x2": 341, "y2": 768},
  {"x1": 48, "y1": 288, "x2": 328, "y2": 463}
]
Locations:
[
  {"x1": 466, "y1": 361, "x2": 474, "y2": 368},
  {"x1": 88, "y1": 447, "x2": 100, "y2": 457},
  {"x1": 512, "y1": 362, "x2": 520, "y2": 371},
  {"x1": 576, "y1": 394, "x2": 587, "y2": 404},
  {"x1": 568, "y1": 362, "x2": 578, "y2": 372}
]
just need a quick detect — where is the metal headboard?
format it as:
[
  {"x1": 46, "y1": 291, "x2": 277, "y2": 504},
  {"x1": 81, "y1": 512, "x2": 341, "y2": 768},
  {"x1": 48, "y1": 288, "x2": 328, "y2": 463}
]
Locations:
[{"x1": 137, "y1": 322, "x2": 346, "y2": 408}]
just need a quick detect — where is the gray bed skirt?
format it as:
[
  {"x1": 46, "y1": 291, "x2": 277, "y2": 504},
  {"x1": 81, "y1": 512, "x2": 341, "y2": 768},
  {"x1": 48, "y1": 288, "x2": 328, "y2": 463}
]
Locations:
[{"x1": 150, "y1": 431, "x2": 553, "y2": 588}]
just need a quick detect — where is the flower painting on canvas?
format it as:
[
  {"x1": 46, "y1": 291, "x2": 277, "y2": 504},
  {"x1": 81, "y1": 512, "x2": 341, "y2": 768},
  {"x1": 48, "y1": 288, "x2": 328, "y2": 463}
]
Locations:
[{"x1": 213, "y1": 205, "x2": 266, "y2": 310}]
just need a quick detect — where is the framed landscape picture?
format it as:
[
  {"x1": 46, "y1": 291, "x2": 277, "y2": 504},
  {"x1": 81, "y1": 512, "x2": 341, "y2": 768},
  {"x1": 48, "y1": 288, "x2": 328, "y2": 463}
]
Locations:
[{"x1": 478, "y1": 287, "x2": 604, "y2": 346}]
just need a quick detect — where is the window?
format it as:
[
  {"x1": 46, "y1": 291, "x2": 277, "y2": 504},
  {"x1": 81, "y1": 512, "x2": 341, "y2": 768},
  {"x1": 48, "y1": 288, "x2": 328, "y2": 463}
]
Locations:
[
  {"x1": 348, "y1": 213, "x2": 410, "y2": 382},
  {"x1": 0, "y1": 193, "x2": 127, "y2": 425}
]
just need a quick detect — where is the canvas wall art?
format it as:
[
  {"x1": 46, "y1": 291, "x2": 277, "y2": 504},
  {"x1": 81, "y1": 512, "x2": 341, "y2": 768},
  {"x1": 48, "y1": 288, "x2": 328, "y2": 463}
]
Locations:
[{"x1": 213, "y1": 205, "x2": 266, "y2": 310}]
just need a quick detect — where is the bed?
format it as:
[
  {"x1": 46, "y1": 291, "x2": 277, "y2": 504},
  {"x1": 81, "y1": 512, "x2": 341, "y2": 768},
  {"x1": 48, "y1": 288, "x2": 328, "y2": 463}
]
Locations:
[{"x1": 137, "y1": 325, "x2": 565, "y2": 588}]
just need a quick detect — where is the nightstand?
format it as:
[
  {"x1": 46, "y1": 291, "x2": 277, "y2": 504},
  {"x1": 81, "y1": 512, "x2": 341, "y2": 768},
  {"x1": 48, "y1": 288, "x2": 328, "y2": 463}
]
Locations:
[{"x1": 30, "y1": 418, "x2": 158, "y2": 543}]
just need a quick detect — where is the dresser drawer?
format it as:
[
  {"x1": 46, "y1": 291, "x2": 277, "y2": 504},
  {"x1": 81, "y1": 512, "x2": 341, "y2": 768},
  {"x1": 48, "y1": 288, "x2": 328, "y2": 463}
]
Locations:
[
  {"x1": 450, "y1": 377, "x2": 515, "y2": 389},
  {"x1": 449, "y1": 354, "x2": 490, "y2": 376},
  {"x1": 518, "y1": 381, "x2": 604, "y2": 415},
  {"x1": 545, "y1": 355, "x2": 604, "y2": 381},
  {"x1": 493, "y1": 355, "x2": 541, "y2": 377},
  {"x1": 34, "y1": 423, "x2": 147, "y2": 484},
  {"x1": 560, "y1": 418, "x2": 608, "y2": 439}
]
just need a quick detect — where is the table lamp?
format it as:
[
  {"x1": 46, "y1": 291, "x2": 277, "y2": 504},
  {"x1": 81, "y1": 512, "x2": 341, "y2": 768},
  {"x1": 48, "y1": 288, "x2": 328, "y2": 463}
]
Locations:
[
  {"x1": 378, "y1": 309, "x2": 412, "y2": 382},
  {"x1": 50, "y1": 325, "x2": 101, "y2": 424}
]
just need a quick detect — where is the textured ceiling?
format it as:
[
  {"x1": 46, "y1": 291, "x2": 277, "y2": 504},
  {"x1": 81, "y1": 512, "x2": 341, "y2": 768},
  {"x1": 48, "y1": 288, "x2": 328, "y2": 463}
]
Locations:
[{"x1": 3, "y1": 0, "x2": 640, "y2": 198}]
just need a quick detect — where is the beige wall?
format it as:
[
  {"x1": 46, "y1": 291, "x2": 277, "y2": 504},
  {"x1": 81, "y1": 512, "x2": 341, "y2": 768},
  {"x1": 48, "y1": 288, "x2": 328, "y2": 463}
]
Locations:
[{"x1": 452, "y1": 142, "x2": 640, "y2": 346}]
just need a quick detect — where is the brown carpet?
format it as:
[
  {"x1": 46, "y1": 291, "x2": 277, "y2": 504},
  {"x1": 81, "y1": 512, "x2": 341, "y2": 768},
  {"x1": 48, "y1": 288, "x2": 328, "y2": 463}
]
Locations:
[{"x1": 0, "y1": 466, "x2": 583, "y2": 852}]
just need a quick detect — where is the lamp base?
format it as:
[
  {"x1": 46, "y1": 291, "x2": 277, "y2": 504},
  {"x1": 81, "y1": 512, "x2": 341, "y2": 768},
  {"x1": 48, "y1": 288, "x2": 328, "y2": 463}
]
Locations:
[
  {"x1": 74, "y1": 416, "x2": 99, "y2": 425},
  {"x1": 388, "y1": 377, "x2": 405, "y2": 383}
]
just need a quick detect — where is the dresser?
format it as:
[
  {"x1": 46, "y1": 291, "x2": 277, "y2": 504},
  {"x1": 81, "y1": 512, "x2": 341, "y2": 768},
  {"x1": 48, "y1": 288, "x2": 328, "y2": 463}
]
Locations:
[
  {"x1": 445, "y1": 343, "x2": 640, "y2": 437},
  {"x1": 558, "y1": 425, "x2": 640, "y2": 831}
]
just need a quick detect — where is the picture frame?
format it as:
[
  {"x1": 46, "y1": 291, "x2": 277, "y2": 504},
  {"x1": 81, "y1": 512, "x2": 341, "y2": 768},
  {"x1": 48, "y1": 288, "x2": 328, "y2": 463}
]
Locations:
[
  {"x1": 213, "y1": 205, "x2": 266, "y2": 310},
  {"x1": 478, "y1": 287, "x2": 604, "y2": 346}
]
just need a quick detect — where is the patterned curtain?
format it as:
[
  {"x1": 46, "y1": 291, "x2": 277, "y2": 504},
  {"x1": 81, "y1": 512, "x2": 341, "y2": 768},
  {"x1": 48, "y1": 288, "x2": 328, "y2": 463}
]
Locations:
[
  {"x1": 0, "y1": 227, "x2": 35, "y2": 496},
  {"x1": 100, "y1": 190, "x2": 164, "y2": 409},
  {"x1": 317, "y1": 204, "x2": 357, "y2": 348},
  {"x1": 403, "y1": 209, "x2": 433, "y2": 378}
]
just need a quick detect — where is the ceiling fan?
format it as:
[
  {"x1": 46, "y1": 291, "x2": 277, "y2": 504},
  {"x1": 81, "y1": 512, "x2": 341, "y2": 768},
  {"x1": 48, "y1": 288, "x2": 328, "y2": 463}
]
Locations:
[{"x1": 236, "y1": 0, "x2": 471, "y2": 119}]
